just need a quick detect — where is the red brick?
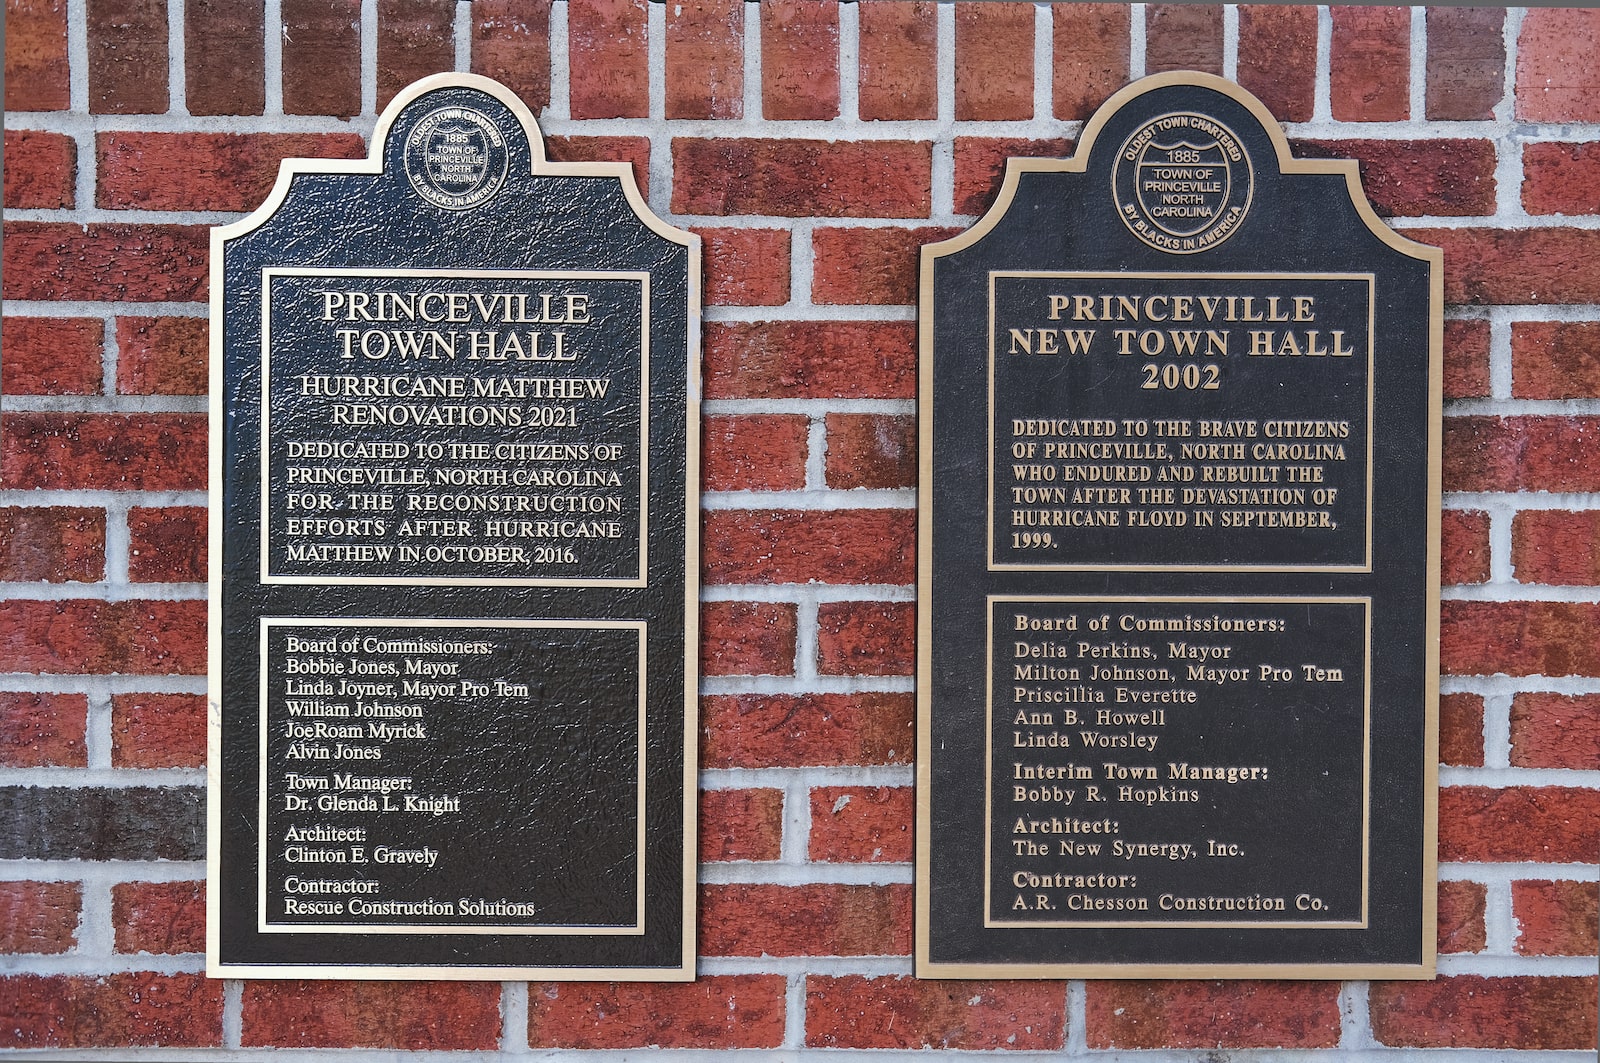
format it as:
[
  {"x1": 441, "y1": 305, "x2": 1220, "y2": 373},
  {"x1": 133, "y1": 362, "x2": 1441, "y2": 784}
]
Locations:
[
  {"x1": 1236, "y1": 6, "x2": 1316, "y2": 123},
  {"x1": 1439, "y1": 692, "x2": 1484, "y2": 768},
  {"x1": 568, "y1": 0, "x2": 648, "y2": 118},
  {"x1": 1440, "y1": 786, "x2": 1600, "y2": 862},
  {"x1": 666, "y1": 0, "x2": 743, "y2": 120},
  {"x1": 1053, "y1": 4, "x2": 1129, "y2": 122},
  {"x1": 1518, "y1": 9, "x2": 1600, "y2": 123},
  {"x1": 545, "y1": 135, "x2": 650, "y2": 199},
  {"x1": 1444, "y1": 318, "x2": 1490, "y2": 400},
  {"x1": 0, "y1": 693, "x2": 88, "y2": 767},
  {"x1": 808, "y1": 785, "x2": 912, "y2": 863},
  {"x1": 1412, "y1": 227, "x2": 1600, "y2": 306},
  {"x1": 700, "y1": 692, "x2": 914, "y2": 768},
  {"x1": 1087, "y1": 981, "x2": 1342, "y2": 1049},
  {"x1": 1444, "y1": 416, "x2": 1600, "y2": 494},
  {"x1": 698, "y1": 228, "x2": 790, "y2": 306},
  {"x1": 1522, "y1": 141, "x2": 1600, "y2": 216},
  {"x1": 471, "y1": 0, "x2": 550, "y2": 113},
  {"x1": 1292, "y1": 139, "x2": 1495, "y2": 217},
  {"x1": 1441, "y1": 509, "x2": 1489, "y2": 585},
  {"x1": 87, "y1": 0, "x2": 169, "y2": 114},
  {"x1": 1512, "y1": 320, "x2": 1600, "y2": 399},
  {"x1": 762, "y1": 1, "x2": 838, "y2": 121},
  {"x1": 816, "y1": 600, "x2": 914, "y2": 676},
  {"x1": 1426, "y1": 7, "x2": 1505, "y2": 121},
  {"x1": 807, "y1": 974, "x2": 1063, "y2": 1049},
  {"x1": 241, "y1": 980, "x2": 500, "y2": 1049},
  {"x1": 116, "y1": 316, "x2": 205, "y2": 396},
  {"x1": 705, "y1": 321, "x2": 915, "y2": 400},
  {"x1": 98, "y1": 131, "x2": 367, "y2": 213},
  {"x1": 528, "y1": 976, "x2": 786, "y2": 1049},
  {"x1": 1442, "y1": 601, "x2": 1600, "y2": 677},
  {"x1": 826, "y1": 413, "x2": 916, "y2": 490},
  {"x1": 858, "y1": 1, "x2": 935, "y2": 122},
  {"x1": 3, "y1": 129, "x2": 75, "y2": 209},
  {"x1": 1330, "y1": 6, "x2": 1410, "y2": 122},
  {"x1": 282, "y1": 0, "x2": 361, "y2": 116},
  {"x1": 1514, "y1": 880, "x2": 1598, "y2": 957},
  {"x1": 112, "y1": 880, "x2": 203, "y2": 954},
  {"x1": 0, "y1": 507, "x2": 105, "y2": 583},
  {"x1": 3, "y1": 414, "x2": 206, "y2": 491},
  {"x1": 955, "y1": 2, "x2": 1033, "y2": 121},
  {"x1": 3, "y1": 223, "x2": 208, "y2": 302},
  {"x1": 1437, "y1": 879, "x2": 1486, "y2": 954},
  {"x1": 674, "y1": 138, "x2": 931, "y2": 218},
  {"x1": 376, "y1": 0, "x2": 455, "y2": 110},
  {"x1": 185, "y1": 0, "x2": 265, "y2": 115},
  {"x1": 952, "y1": 136, "x2": 1074, "y2": 218},
  {"x1": 0, "y1": 972, "x2": 222, "y2": 1048},
  {"x1": 701, "y1": 600, "x2": 798, "y2": 676},
  {"x1": 1370, "y1": 975, "x2": 1598, "y2": 1050},
  {"x1": 1510, "y1": 692, "x2": 1600, "y2": 770},
  {"x1": 127, "y1": 506, "x2": 206, "y2": 584},
  {"x1": 112, "y1": 693, "x2": 206, "y2": 768},
  {"x1": 1, "y1": 317, "x2": 101, "y2": 396},
  {"x1": 812, "y1": 226, "x2": 958, "y2": 306},
  {"x1": 701, "y1": 882, "x2": 910, "y2": 956},
  {"x1": 700, "y1": 788, "x2": 783, "y2": 862},
  {"x1": 0, "y1": 881, "x2": 79, "y2": 953},
  {"x1": 1145, "y1": 4, "x2": 1223, "y2": 76},
  {"x1": 705, "y1": 509, "x2": 914, "y2": 585},
  {"x1": 0, "y1": 600, "x2": 206, "y2": 675},
  {"x1": 703, "y1": 413, "x2": 808, "y2": 492},
  {"x1": 5, "y1": 0, "x2": 70, "y2": 111},
  {"x1": 1513, "y1": 510, "x2": 1600, "y2": 584}
]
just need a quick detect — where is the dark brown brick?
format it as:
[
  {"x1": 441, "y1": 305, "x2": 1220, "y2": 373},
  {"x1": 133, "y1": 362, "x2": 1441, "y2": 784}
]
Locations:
[
  {"x1": 816, "y1": 601, "x2": 914, "y2": 676},
  {"x1": 116, "y1": 316, "x2": 207, "y2": 396},
  {"x1": 1438, "y1": 879, "x2": 1487, "y2": 954},
  {"x1": 701, "y1": 883, "x2": 911, "y2": 957},
  {"x1": 0, "y1": 786, "x2": 203, "y2": 861},
  {"x1": 1145, "y1": 4, "x2": 1223, "y2": 75},
  {"x1": 1426, "y1": 7, "x2": 1505, "y2": 120},
  {"x1": 3, "y1": 224, "x2": 208, "y2": 303},
  {"x1": 0, "y1": 600, "x2": 207, "y2": 676},
  {"x1": 127, "y1": 506, "x2": 206, "y2": 583},
  {"x1": 704, "y1": 321, "x2": 915, "y2": 400},
  {"x1": 807, "y1": 974, "x2": 1064, "y2": 1049},
  {"x1": 1237, "y1": 5, "x2": 1316, "y2": 122},
  {"x1": 665, "y1": 0, "x2": 743, "y2": 120},
  {"x1": 954, "y1": 2, "x2": 1033, "y2": 120},
  {"x1": 528, "y1": 976, "x2": 787, "y2": 1049},
  {"x1": 97, "y1": 131, "x2": 367, "y2": 211},
  {"x1": 2, "y1": 414, "x2": 207, "y2": 491},
  {"x1": 0, "y1": 507, "x2": 105, "y2": 583},
  {"x1": 1330, "y1": 5, "x2": 1410, "y2": 121},
  {"x1": 282, "y1": 0, "x2": 362, "y2": 116},
  {"x1": 376, "y1": 0, "x2": 455, "y2": 109},
  {"x1": 471, "y1": 0, "x2": 551, "y2": 113},
  {"x1": 3, "y1": 129, "x2": 75, "y2": 209},
  {"x1": 1439, "y1": 692, "x2": 1484, "y2": 768},
  {"x1": 825, "y1": 413, "x2": 916, "y2": 490},
  {"x1": 5, "y1": 0, "x2": 70, "y2": 111},
  {"x1": 1052, "y1": 4, "x2": 1128, "y2": 122},
  {"x1": 674, "y1": 138, "x2": 931, "y2": 218},
  {"x1": 186, "y1": 0, "x2": 265, "y2": 115},
  {"x1": 568, "y1": 0, "x2": 648, "y2": 118},
  {"x1": 704, "y1": 509, "x2": 914, "y2": 585},
  {"x1": 87, "y1": 0, "x2": 169, "y2": 114},
  {"x1": 1292, "y1": 139, "x2": 1496, "y2": 217},
  {"x1": 1087, "y1": 980, "x2": 1342, "y2": 1049}
]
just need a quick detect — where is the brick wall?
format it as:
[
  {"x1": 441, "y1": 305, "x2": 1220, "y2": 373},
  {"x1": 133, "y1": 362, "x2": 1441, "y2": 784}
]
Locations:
[{"x1": 3, "y1": 0, "x2": 1597, "y2": 1055}]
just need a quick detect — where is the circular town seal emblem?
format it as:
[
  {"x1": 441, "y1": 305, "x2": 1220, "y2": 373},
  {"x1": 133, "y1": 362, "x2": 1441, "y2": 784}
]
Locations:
[
  {"x1": 403, "y1": 105, "x2": 508, "y2": 211},
  {"x1": 1112, "y1": 112, "x2": 1252, "y2": 255}
]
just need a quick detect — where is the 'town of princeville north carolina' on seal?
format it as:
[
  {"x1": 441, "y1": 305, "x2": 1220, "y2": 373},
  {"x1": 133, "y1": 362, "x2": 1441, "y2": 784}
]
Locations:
[
  {"x1": 404, "y1": 106, "x2": 508, "y2": 211},
  {"x1": 1113, "y1": 112, "x2": 1253, "y2": 255}
]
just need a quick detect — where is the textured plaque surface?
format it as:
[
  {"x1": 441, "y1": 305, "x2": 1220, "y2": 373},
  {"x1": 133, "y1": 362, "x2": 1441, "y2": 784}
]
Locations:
[
  {"x1": 208, "y1": 74, "x2": 699, "y2": 980},
  {"x1": 917, "y1": 73, "x2": 1440, "y2": 978}
]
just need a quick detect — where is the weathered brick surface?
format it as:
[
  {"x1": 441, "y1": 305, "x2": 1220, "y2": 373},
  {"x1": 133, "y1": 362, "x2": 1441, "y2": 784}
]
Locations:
[
  {"x1": 568, "y1": 0, "x2": 648, "y2": 118},
  {"x1": 675, "y1": 139, "x2": 932, "y2": 218},
  {"x1": 98, "y1": 131, "x2": 367, "y2": 211},
  {"x1": 375, "y1": 0, "x2": 455, "y2": 110},
  {"x1": 666, "y1": 0, "x2": 743, "y2": 120},
  {"x1": 859, "y1": 1, "x2": 936, "y2": 122},
  {"x1": 1086, "y1": 980, "x2": 1343, "y2": 1049},
  {"x1": 1444, "y1": 319, "x2": 1490, "y2": 400},
  {"x1": 704, "y1": 321, "x2": 915, "y2": 400},
  {"x1": 807, "y1": 975, "x2": 1065, "y2": 1050},
  {"x1": 112, "y1": 693, "x2": 206, "y2": 769},
  {"x1": 1370, "y1": 976, "x2": 1598, "y2": 1050},
  {"x1": 954, "y1": 3, "x2": 1033, "y2": 121},
  {"x1": 3, "y1": 224, "x2": 208, "y2": 302},
  {"x1": 5, "y1": 0, "x2": 71, "y2": 111},
  {"x1": 1517, "y1": 9, "x2": 1600, "y2": 123},
  {"x1": 816, "y1": 601, "x2": 914, "y2": 676},
  {"x1": 116, "y1": 317, "x2": 207, "y2": 396},
  {"x1": 0, "y1": 881, "x2": 80, "y2": 954},
  {"x1": 241, "y1": 980, "x2": 501, "y2": 1049},
  {"x1": 704, "y1": 414, "x2": 808, "y2": 492},
  {"x1": 87, "y1": 0, "x2": 169, "y2": 114},
  {"x1": 1512, "y1": 510, "x2": 1600, "y2": 585},
  {"x1": 127, "y1": 506, "x2": 206, "y2": 583},
  {"x1": 471, "y1": 0, "x2": 551, "y2": 113},
  {"x1": 0, "y1": 973, "x2": 223, "y2": 1049},
  {"x1": 808, "y1": 786, "x2": 913, "y2": 863},
  {"x1": 700, "y1": 883, "x2": 911, "y2": 956},
  {"x1": 1443, "y1": 416, "x2": 1600, "y2": 494},
  {"x1": 1426, "y1": 7, "x2": 1505, "y2": 121},
  {"x1": 0, "y1": 693, "x2": 88, "y2": 768},
  {"x1": 1412, "y1": 227, "x2": 1600, "y2": 306},
  {"x1": 185, "y1": 0, "x2": 265, "y2": 114},
  {"x1": 704, "y1": 509, "x2": 915, "y2": 585},
  {"x1": 1440, "y1": 786, "x2": 1600, "y2": 862},
  {"x1": 812, "y1": 226, "x2": 958, "y2": 306},
  {"x1": 1, "y1": 317, "x2": 101, "y2": 396},
  {"x1": 698, "y1": 228, "x2": 790, "y2": 306},
  {"x1": 1330, "y1": 6, "x2": 1410, "y2": 121},
  {"x1": 1237, "y1": 5, "x2": 1316, "y2": 123},
  {"x1": 0, "y1": 786, "x2": 203, "y2": 861},
  {"x1": 825, "y1": 413, "x2": 917, "y2": 490},
  {"x1": 1292, "y1": 139, "x2": 1496, "y2": 217},
  {"x1": 0, "y1": 508, "x2": 105, "y2": 583},
  {"x1": 3, "y1": 129, "x2": 75, "y2": 209},
  {"x1": 700, "y1": 692, "x2": 914, "y2": 768},
  {"x1": 1437, "y1": 879, "x2": 1487, "y2": 954},
  {"x1": 3, "y1": 414, "x2": 207, "y2": 491},
  {"x1": 1441, "y1": 601, "x2": 1600, "y2": 677},
  {"x1": 545, "y1": 135, "x2": 650, "y2": 198},
  {"x1": 0, "y1": 600, "x2": 206, "y2": 675},
  {"x1": 952, "y1": 137, "x2": 1074, "y2": 218},
  {"x1": 1513, "y1": 880, "x2": 1599, "y2": 957},
  {"x1": 762, "y1": 0, "x2": 839, "y2": 122},
  {"x1": 112, "y1": 880, "x2": 204, "y2": 955},
  {"x1": 528, "y1": 977, "x2": 787, "y2": 1049},
  {"x1": 701, "y1": 600, "x2": 798, "y2": 676},
  {"x1": 1441, "y1": 509, "x2": 1489, "y2": 586},
  {"x1": 1511, "y1": 320, "x2": 1600, "y2": 399},
  {"x1": 281, "y1": 0, "x2": 361, "y2": 116},
  {"x1": 700, "y1": 788, "x2": 784, "y2": 862},
  {"x1": 1438, "y1": 692, "x2": 1484, "y2": 768},
  {"x1": 1053, "y1": 4, "x2": 1129, "y2": 122},
  {"x1": 1510, "y1": 693, "x2": 1600, "y2": 770},
  {"x1": 1522, "y1": 142, "x2": 1600, "y2": 216},
  {"x1": 1145, "y1": 4, "x2": 1224, "y2": 76}
]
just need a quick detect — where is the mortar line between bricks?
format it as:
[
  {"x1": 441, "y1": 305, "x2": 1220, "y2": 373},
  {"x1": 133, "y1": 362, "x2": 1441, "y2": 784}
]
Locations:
[
  {"x1": 702, "y1": 766, "x2": 914, "y2": 790},
  {"x1": 0, "y1": 675, "x2": 209, "y2": 695},
  {"x1": 84, "y1": 688, "x2": 114, "y2": 772},
  {"x1": 1314, "y1": 5, "x2": 1333, "y2": 124},
  {"x1": 700, "y1": 303, "x2": 916, "y2": 322},
  {"x1": 1440, "y1": 766, "x2": 1600, "y2": 788},
  {"x1": 698, "y1": 863, "x2": 912, "y2": 887},
  {"x1": 1437, "y1": 956, "x2": 1600, "y2": 979},
  {"x1": 1441, "y1": 675, "x2": 1600, "y2": 697},
  {"x1": 1488, "y1": 307, "x2": 1515, "y2": 400},
  {"x1": 1485, "y1": 501, "x2": 1516, "y2": 586},
  {"x1": 1483, "y1": 690, "x2": 1514, "y2": 771},
  {"x1": 3, "y1": 396, "x2": 211, "y2": 414},
  {"x1": 1339, "y1": 980, "x2": 1373, "y2": 1050},
  {"x1": 704, "y1": 398, "x2": 916, "y2": 416},
  {"x1": 784, "y1": 971, "x2": 807, "y2": 1051},
  {"x1": 499, "y1": 980, "x2": 529, "y2": 1054},
  {"x1": 1408, "y1": 6, "x2": 1426, "y2": 125},
  {"x1": 1499, "y1": 8, "x2": 1524, "y2": 128},
  {"x1": 780, "y1": 777, "x2": 810, "y2": 865},
  {"x1": 700, "y1": 675, "x2": 914, "y2": 697},
  {"x1": 1440, "y1": 586, "x2": 1600, "y2": 605},
  {"x1": 547, "y1": 0, "x2": 571, "y2": 123},
  {"x1": 263, "y1": 0, "x2": 284, "y2": 116},
  {"x1": 99, "y1": 313, "x2": 120, "y2": 401},
  {"x1": 935, "y1": 2, "x2": 954, "y2": 128},
  {"x1": 0, "y1": 859, "x2": 205, "y2": 880},
  {"x1": 1444, "y1": 491, "x2": 1600, "y2": 509},
  {"x1": 701, "y1": 488, "x2": 915, "y2": 510},
  {"x1": 1065, "y1": 979, "x2": 1087, "y2": 1054},
  {"x1": 168, "y1": 0, "x2": 189, "y2": 116},
  {"x1": 360, "y1": 0, "x2": 377, "y2": 118},
  {"x1": 0, "y1": 954, "x2": 210, "y2": 978},
  {"x1": 0, "y1": 767, "x2": 207, "y2": 787},
  {"x1": 700, "y1": 584, "x2": 914, "y2": 604},
  {"x1": 3, "y1": 302, "x2": 210, "y2": 318},
  {"x1": 838, "y1": 0, "x2": 859, "y2": 124},
  {"x1": 453, "y1": 0, "x2": 471, "y2": 75},
  {"x1": 1033, "y1": 3, "x2": 1052, "y2": 125},
  {"x1": 0, "y1": 582, "x2": 208, "y2": 602},
  {"x1": 1441, "y1": 861, "x2": 1600, "y2": 884},
  {"x1": 1129, "y1": 4, "x2": 1146, "y2": 81},
  {"x1": 0, "y1": 490, "x2": 209, "y2": 507},
  {"x1": 1485, "y1": 877, "x2": 1519, "y2": 955},
  {"x1": 223, "y1": 979, "x2": 244, "y2": 1050},
  {"x1": 1222, "y1": 4, "x2": 1239, "y2": 83},
  {"x1": 76, "y1": 873, "x2": 115, "y2": 960}
]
